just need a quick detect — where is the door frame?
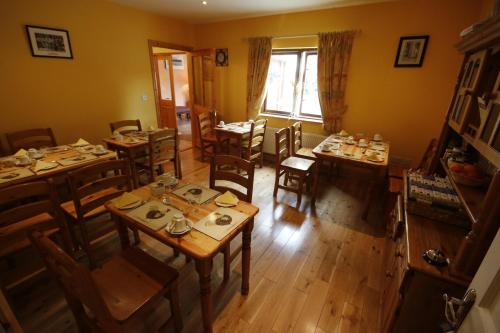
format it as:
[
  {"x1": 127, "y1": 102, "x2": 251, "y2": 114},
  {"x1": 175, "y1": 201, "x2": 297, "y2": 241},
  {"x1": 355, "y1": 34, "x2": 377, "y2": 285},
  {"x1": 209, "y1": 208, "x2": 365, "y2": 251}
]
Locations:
[{"x1": 148, "y1": 40, "x2": 193, "y2": 128}]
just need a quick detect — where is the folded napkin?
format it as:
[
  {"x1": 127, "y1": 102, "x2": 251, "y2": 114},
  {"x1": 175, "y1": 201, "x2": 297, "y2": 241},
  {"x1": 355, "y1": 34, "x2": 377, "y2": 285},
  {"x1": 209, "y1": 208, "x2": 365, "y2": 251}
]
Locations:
[
  {"x1": 72, "y1": 138, "x2": 90, "y2": 147},
  {"x1": 338, "y1": 129, "x2": 349, "y2": 136},
  {"x1": 14, "y1": 149, "x2": 27, "y2": 157},
  {"x1": 116, "y1": 192, "x2": 141, "y2": 208},
  {"x1": 33, "y1": 160, "x2": 56, "y2": 172},
  {"x1": 216, "y1": 191, "x2": 239, "y2": 206}
]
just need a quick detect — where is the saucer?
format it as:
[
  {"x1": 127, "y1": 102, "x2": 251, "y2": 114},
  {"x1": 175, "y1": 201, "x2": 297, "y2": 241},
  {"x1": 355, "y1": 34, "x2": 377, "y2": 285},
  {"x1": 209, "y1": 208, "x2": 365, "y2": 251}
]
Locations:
[
  {"x1": 366, "y1": 155, "x2": 384, "y2": 163},
  {"x1": 344, "y1": 141, "x2": 355, "y2": 145},
  {"x1": 166, "y1": 221, "x2": 192, "y2": 236},
  {"x1": 92, "y1": 149, "x2": 108, "y2": 156},
  {"x1": 358, "y1": 143, "x2": 368, "y2": 148},
  {"x1": 321, "y1": 146, "x2": 332, "y2": 152},
  {"x1": 15, "y1": 160, "x2": 32, "y2": 167}
]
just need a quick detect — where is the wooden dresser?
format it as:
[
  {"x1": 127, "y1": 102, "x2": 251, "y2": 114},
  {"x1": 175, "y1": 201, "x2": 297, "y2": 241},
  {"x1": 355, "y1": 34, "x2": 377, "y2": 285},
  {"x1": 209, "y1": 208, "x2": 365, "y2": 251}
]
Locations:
[{"x1": 380, "y1": 175, "x2": 469, "y2": 333}]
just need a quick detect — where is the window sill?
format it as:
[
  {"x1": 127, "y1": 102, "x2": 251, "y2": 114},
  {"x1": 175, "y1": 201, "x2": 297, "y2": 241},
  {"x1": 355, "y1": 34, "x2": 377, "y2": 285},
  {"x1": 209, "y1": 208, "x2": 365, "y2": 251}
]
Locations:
[{"x1": 258, "y1": 113, "x2": 323, "y2": 124}]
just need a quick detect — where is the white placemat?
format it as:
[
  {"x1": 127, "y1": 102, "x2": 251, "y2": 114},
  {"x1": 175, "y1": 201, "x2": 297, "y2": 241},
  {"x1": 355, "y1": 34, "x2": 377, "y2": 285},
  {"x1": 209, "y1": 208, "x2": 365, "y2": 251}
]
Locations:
[
  {"x1": 0, "y1": 168, "x2": 34, "y2": 184},
  {"x1": 172, "y1": 184, "x2": 220, "y2": 204},
  {"x1": 127, "y1": 200, "x2": 183, "y2": 231},
  {"x1": 193, "y1": 207, "x2": 249, "y2": 241},
  {"x1": 57, "y1": 154, "x2": 98, "y2": 166}
]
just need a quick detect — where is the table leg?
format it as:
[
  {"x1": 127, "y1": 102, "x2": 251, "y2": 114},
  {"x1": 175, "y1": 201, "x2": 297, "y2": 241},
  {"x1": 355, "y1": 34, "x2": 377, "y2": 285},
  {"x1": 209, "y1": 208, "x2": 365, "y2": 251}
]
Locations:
[
  {"x1": 195, "y1": 258, "x2": 214, "y2": 333},
  {"x1": 241, "y1": 218, "x2": 254, "y2": 295},
  {"x1": 128, "y1": 148, "x2": 138, "y2": 188},
  {"x1": 113, "y1": 215, "x2": 131, "y2": 250}
]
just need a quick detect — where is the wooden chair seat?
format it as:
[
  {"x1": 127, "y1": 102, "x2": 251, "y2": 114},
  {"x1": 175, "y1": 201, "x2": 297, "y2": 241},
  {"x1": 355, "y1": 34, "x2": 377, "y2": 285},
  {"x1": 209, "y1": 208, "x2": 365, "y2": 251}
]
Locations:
[
  {"x1": 92, "y1": 247, "x2": 178, "y2": 322},
  {"x1": 281, "y1": 156, "x2": 315, "y2": 172},
  {"x1": 29, "y1": 231, "x2": 183, "y2": 332},
  {"x1": 0, "y1": 213, "x2": 58, "y2": 258},
  {"x1": 295, "y1": 147, "x2": 316, "y2": 160},
  {"x1": 61, "y1": 187, "x2": 119, "y2": 220}
]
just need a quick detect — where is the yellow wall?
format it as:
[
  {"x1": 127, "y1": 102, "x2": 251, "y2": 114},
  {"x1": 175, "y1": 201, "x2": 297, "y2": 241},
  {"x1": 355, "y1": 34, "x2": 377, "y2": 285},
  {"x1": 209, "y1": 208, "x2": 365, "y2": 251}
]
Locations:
[
  {"x1": 0, "y1": 0, "x2": 195, "y2": 151},
  {"x1": 194, "y1": 0, "x2": 483, "y2": 164}
]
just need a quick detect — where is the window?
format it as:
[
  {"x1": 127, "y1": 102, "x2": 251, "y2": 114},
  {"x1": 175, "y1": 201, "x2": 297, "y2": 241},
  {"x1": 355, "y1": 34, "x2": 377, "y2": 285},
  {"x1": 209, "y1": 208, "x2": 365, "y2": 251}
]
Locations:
[{"x1": 265, "y1": 49, "x2": 321, "y2": 119}]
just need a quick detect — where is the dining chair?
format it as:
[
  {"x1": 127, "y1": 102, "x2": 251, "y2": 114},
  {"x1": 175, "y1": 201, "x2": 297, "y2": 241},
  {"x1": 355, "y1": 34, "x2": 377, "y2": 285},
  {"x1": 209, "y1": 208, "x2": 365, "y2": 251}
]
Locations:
[
  {"x1": 197, "y1": 111, "x2": 228, "y2": 162},
  {"x1": 137, "y1": 128, "x2": 182, "y2": 182},
  {"x1": 109, "y1": 119, "x2": 142, "y2": 135},
  {"x1": 61, "y1": 159, "x2": 138, "y2": 268},
  {"x1": 240, "y1": 119, "x2": 267, "y2": 167},
  {"x1": 290, "y1": 121, "x2": 316, "y2": 160},
  {"x1": 273, "y1": 128, "x2": 316, "y2": 209},
  {"x1": 6, "y1": 128, "x2": 57, "y2": 153},
  {"x1": 209, "y1": 155, "x2": 255, "y2": 281},
  {"x1": 29, "y1": 231, "x2": 183, "y2": 333},
  {"x1": 0, "y1": 179, "x2": 72, "y2": 295}
]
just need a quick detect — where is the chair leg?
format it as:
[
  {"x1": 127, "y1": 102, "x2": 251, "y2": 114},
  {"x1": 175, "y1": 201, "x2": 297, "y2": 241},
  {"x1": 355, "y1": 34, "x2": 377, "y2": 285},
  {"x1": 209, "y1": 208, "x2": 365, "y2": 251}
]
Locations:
[
  {"x1": 173, "y1": 248, "x2": 180, "y2": 257},
  {"x1": 223, "y1": 245, "x2": 230, "y2": 282},
  {"x1": 296, "y1": 174, "x2": 304, "y2": 209},
  {"x1": 273, "y1": 169, "x2": 280, "y2": 197},
  {"x1": 78, "y1": 221, "x2": 96, "y2": 268},
  {"x1": 284, "y1": 172, "x2": 289, "y2": 186},
  {"x1": 168, "y1": 282, "x2": 183, "y2": 332}
]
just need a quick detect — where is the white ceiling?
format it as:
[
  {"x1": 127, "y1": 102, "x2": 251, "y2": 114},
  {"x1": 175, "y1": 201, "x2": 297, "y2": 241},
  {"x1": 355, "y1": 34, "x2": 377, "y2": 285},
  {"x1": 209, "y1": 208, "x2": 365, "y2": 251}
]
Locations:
[{"x1": 110, "y1": 0, "x2": 392, "y2": 24}]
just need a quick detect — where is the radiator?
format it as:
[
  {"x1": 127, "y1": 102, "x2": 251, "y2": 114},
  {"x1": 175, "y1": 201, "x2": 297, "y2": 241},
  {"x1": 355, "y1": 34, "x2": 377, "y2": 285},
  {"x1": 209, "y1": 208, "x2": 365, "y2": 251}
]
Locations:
[{"x1": 263, "y1": 127, "x2": 327, "y2": 154}]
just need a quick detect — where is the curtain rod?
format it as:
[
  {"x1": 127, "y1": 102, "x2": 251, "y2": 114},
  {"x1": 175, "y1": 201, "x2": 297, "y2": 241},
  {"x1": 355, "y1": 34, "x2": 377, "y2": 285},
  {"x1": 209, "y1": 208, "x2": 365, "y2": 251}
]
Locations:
[{"x1": 244, "y1": 30, "x2": 361, "y2": 41}]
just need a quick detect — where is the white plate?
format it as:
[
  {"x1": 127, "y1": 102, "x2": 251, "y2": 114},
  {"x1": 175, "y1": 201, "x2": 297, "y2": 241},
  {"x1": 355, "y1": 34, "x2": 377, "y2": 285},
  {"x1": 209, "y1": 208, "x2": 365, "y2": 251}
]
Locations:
[
  {"x1": 35, "y1": 163, "x2": 58, "y2": 171},
  {"x1": 117, "y1": 200, "x2": 144, "y2": 210},
  {"x1": 15, "y1": 160, "x2": 32, "y2": 167},
  {"x1": 215, "y1": 201, "x2": 237, "y2": 207},
  {"x1": 358, "y1": 143, "x2": 368, "y2": 148}
]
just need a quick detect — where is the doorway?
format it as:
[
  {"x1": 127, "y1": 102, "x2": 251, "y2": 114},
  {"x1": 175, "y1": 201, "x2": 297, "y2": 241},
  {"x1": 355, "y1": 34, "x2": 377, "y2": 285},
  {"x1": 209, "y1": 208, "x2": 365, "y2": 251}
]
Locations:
[{"x1": 150, "y1": 42, "x2": 193, "y2": 151}]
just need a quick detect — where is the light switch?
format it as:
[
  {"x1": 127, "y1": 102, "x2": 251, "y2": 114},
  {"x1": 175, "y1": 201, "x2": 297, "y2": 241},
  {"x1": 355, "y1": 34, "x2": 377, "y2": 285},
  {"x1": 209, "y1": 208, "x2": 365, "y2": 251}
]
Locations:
[{"x1": 142, "y1": 95, "x2": 148, "y2": 101}]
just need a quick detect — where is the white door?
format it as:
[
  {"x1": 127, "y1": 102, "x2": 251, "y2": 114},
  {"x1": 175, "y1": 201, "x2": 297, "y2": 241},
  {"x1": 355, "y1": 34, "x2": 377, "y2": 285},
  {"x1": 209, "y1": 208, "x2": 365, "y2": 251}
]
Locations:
[{"x1": 458, "y1": 229, "x2": 500, "y2": 333}]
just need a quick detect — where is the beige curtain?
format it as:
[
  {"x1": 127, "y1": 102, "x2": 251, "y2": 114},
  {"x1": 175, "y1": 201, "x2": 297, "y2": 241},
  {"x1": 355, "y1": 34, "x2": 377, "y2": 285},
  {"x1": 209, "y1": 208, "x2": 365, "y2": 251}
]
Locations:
[
  {"x1": 317, "y1": 31, "x2": 356, "y2": 133},
  {"x1": 246, "y1": 37, "x2": 272, "y2": 119}
]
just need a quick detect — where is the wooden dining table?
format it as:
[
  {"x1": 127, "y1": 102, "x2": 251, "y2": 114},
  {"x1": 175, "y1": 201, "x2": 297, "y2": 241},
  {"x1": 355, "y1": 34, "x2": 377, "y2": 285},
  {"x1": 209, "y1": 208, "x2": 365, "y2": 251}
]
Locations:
[
  {"x1": 313, "y1": 135, "x2": 390, "y2": 219},
  {"x1": 102, "y1": 132, "x2": 151, "y2": 188},
  {"x1": 214, "y1": 122, "x2": 251, "y2": 157},
  {"x1": 105, "y1": 182, "x2": 259, "y2": 333},
  {"x1": 0, "y1": 144, "x2": 116, "y2": 189}
]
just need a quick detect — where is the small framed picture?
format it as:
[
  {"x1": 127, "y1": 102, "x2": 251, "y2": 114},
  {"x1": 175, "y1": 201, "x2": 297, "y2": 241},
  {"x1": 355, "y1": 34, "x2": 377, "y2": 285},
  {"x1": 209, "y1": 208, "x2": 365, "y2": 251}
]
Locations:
[
  {"x1": 394, "y1": 35, "x2": 429, "y2": 67},
  {"x1": 26, "y1": 25, "x2": 73, "y2": 59}
]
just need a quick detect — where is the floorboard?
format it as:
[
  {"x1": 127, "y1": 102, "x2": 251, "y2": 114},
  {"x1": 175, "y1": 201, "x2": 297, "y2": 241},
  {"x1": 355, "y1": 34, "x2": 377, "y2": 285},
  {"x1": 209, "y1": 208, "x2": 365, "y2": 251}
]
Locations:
[{"x1": 2, "y1": 147, "x2": 386, "y2": 332}]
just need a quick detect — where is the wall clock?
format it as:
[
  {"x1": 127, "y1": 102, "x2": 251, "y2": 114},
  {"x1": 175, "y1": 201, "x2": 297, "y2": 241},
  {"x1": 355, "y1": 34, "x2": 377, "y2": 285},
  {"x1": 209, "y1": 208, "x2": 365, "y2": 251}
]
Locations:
[{"x1": 215, "y1": 48, "x2": 228, "y2": 66}]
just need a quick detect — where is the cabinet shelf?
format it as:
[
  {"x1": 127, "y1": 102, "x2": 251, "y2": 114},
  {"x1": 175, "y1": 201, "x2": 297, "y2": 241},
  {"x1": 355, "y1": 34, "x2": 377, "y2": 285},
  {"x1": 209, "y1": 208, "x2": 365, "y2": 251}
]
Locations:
[{"x1": 440, "y1": 159, "x2": 488, "y2": 224}]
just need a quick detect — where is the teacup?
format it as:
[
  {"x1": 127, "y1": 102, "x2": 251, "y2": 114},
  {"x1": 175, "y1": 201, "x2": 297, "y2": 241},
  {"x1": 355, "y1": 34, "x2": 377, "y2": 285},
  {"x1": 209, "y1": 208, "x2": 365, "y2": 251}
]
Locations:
[
  {"x1": 28, "y1": 148, "x2": 38, "y2": 158},
  {"x1": 373, "y1": 133, "x2": 383, "y2": 141},
  {"x1": 172, "y1": 214, "x2": 187, "y2": 233},
  {"x1": 150, "y1": 182, "x2": 165, "y2": 196},
  {"x1": 113, "y1": 131, "x2": 124, "y2": 141},
  {"x1": 219, "y1": 120, "x2": 225, "y2": 127},
  {"x1": 321, "y1": 144, "x2": 332, "y2": 151},
  {"x1": 358, "y1": 139, "x2": 367, "y2": 146},
  {"x1": 19, "y1": 155, "x2": 31, "y2": 165},
  {"x1": 95, "y1": 144, "x2": 106, "y2": 152}
]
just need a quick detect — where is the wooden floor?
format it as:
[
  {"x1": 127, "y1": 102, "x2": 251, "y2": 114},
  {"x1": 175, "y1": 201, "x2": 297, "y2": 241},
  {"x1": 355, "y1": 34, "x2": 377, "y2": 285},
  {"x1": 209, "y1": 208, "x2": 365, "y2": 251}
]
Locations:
[{"x1": 3, "y1": 148, "x2": 387, "y2": 333}]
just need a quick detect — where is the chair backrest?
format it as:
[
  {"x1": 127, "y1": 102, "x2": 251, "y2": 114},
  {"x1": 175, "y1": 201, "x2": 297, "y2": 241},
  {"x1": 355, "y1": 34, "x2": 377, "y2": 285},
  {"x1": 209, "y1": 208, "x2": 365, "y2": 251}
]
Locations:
[
  {"x1": 209, "y1": 155, "x2": 255, "y2": 202},
  {"x1": 0, "y1": 180, "x2": 60, "y2": 243},
  {"x1": 6, "y1": 128, "x2": 57, "y2": 153},
  {"x1": 67, "y1": 159, "x2": 131, "y2": 221},
  {"x1": 29, "y1": 231, "x2": 117, "y2": 331},
  {"x1": 109, "y1": 119, "x2": 142, "y2": 135},
  {"x1": 245, "y1": 119, "x2": 267, "y2": 153},
  {"x1": 275, "y1": 128, "x2": 290, "y2": 166},
  {"x1": 147, "y1": 128, "x2": 179, "y2": 181},
  {"x1": 418, "y1": 138, "x2": 438, "y2": 175},
  {"x1": 290, "y1": 121, "x2": 303, "y2": 155},
  {"x1": 198, "y1": 111, "x2": 214, "y2": 139}
]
